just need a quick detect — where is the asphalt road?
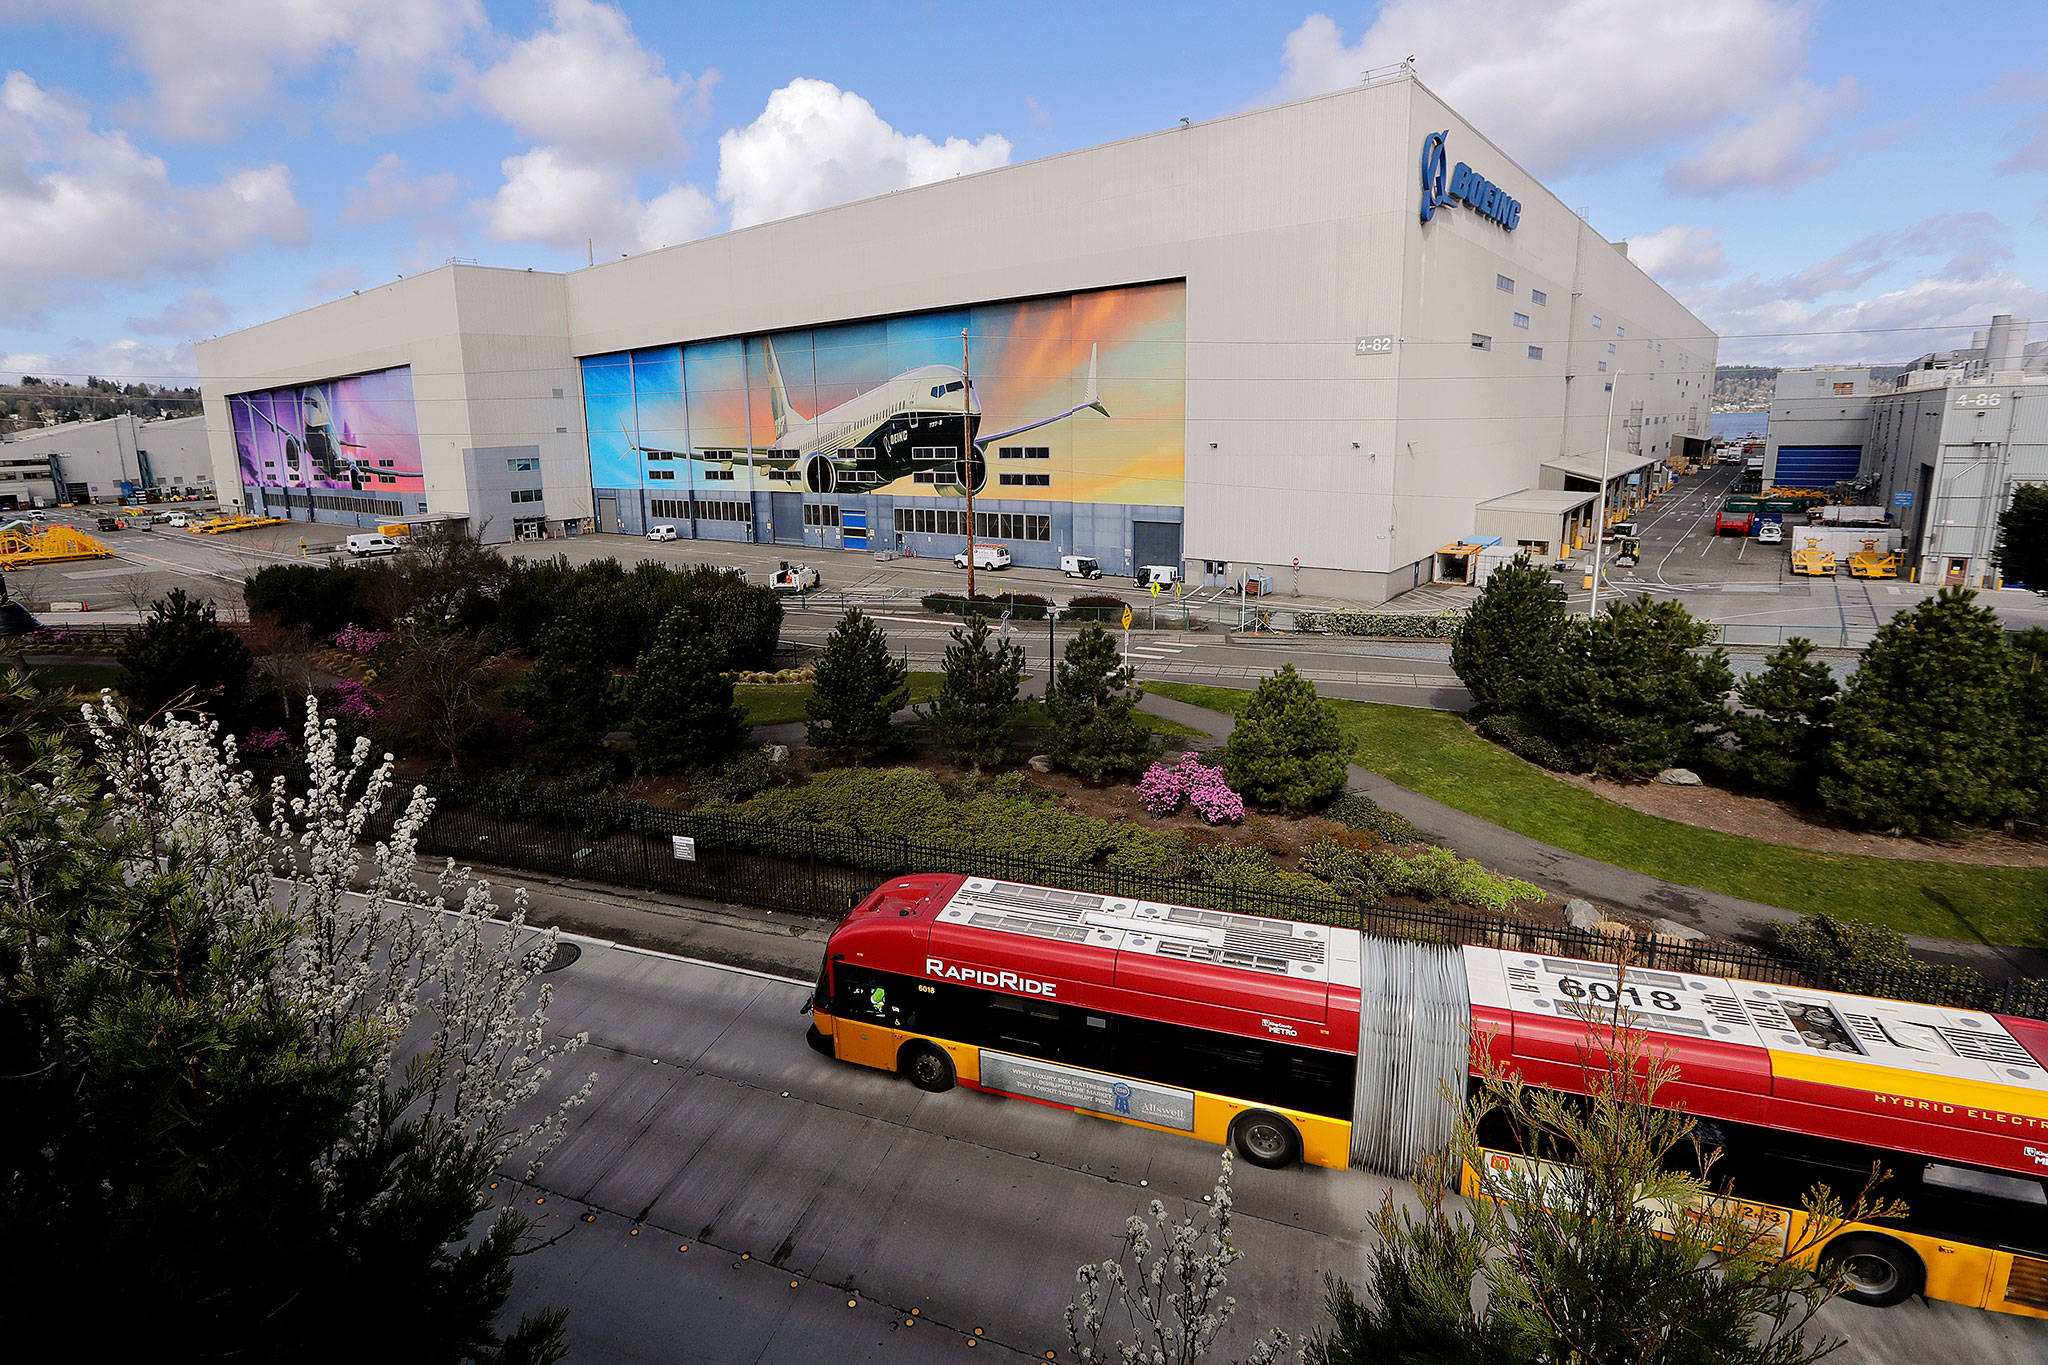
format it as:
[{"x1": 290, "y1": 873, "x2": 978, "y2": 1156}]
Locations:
[{"x1": 492, "y1": 920, "x2": 2048, "y2": 1365}]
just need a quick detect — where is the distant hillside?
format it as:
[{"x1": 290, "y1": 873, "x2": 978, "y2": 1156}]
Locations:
[
  {"x1": 1715, "y1": 363, "x2": 1913, "y2": 411},
  {"x1": 0, "y1": 377, "x2": 200, "y2": 435}
]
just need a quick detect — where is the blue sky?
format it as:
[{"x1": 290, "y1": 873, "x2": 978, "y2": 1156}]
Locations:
[{"x1": 2, "y1": 0, "x2": 2043, "y2": 385}]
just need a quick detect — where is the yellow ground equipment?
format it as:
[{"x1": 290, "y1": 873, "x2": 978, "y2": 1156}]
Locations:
[
  {"x1": 189, "y1": 514, "x2": 287, "y2": 535},
  {"x1": 1791, "y1": 536, "x2": 1836, "y2": 576},
  {"x1": 0, "y1": 523, "x2": 111, "y2": 569},
  {"x1": 1848, "y1": 539, "x2": 1899, "y2": 579}
]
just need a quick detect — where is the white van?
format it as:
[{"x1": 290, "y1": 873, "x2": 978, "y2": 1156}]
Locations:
[
  {"x1": 344, "y1": 533, "x2": 400, "y2": 558},
  {"x1": 646, "y1": 523, "x2": 680, "y2": 542},
  {"x1": 1060, "y1": 554, "x2": 1102, "y2": 579},
  {"x1": 953, "y1": 543, "x2": 1011, "y2": 570},
  {"x1": 163, "y1": 511, "x2": 191, "y2": 528},
  {"x1": 1135, "y1": 563, "x2": 1181, "y2": 590}
]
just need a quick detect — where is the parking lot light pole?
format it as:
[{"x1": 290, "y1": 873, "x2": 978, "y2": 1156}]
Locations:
[{"x1": 1589, "y1": 369, "x2": 1625, "y2": 619}]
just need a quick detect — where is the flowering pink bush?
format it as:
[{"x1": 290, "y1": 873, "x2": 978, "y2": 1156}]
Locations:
[
  {"x1": 1130, "y1": 753, "x2": 1244, "y2": 825},
  {"x1": 242, "y1": 727, "x2": 288, "y2": 753},
  {"x1": 328, "y1": 679, "x2": 383, "y2": 720},
  {"x1": 333, "y1": 623, "x2": 390, "y2": 655}
]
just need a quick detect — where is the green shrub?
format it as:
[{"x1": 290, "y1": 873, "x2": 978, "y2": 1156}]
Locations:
[
  {"x1": 695, "y1": 747, "x2": 787, "y2": 802},
  {"x1": 1772, "y1": 912, "x2": 1984, "y2": 1002},
  {"x1": 921, "y1": 591, "x2": 1053, "y2": 621},
  {"x1": 1322, "y1": 793, "x2": 1424, "y2": 844},
  {"x1": 1062, "y1": 594, "x2": 1129, "y2": 622},
  {"x1": 1379, "y1": 846, "x2": 1543, "y2": 914},
  {"x1": 1294, "y1": 610, "x2": 1465, "y2": 639},
  {"x1": 1220, "y1": 665, "x2": 1347, "y2": 811},
  {"x1": 1473, "y1": 711, "x2": 1573, "y2": 772}
]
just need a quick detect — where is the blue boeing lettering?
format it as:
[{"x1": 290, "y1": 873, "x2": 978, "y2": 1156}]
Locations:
[{"x1": 1420, "y1": 136, "x2": 1521, "y2": 231}]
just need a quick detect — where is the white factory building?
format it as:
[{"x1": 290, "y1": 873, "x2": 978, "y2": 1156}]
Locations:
[
  {"x1": 1763, "y1": 314, "x2": 2048, "y2": 588},
  {"x1": 0, "y1": 413, "x2": 213, "y2": 509},
  {"x1": 196, "y1": 71, "x2": 1714, "y2": 602}
]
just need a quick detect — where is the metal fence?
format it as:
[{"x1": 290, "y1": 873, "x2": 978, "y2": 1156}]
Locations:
[{"x1": 332, "y1": 773, "x2": 2048, "y2": 1021}]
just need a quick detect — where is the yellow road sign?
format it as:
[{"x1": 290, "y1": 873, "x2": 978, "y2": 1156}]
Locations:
[
  {"x1": 1120, "y1": 605, "x2": 1133, "y2": 629},
  {"x1": 1148, "y1": 581, "x2": 1162, "y2": 597}
]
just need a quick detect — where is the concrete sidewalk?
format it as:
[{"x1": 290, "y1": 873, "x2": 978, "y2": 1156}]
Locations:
[{"x1": 1133, "y1": 692, "x2": 2048, "y2": 982}]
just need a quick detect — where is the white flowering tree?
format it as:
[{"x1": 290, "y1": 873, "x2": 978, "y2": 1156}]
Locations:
[
  {"x1": 86, "y1": 692, "x2": 594, "y2": 1176},
  {"x1": 1066, "y1": 1150, "x2": 1293, "y2": 1365},
  {"x1": 0, "y1": 680, "x2": 591, "y2": 1360}
]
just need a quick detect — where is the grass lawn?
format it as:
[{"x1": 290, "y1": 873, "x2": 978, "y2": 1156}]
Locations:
[
  {"x1": 15, "y1": 659, "x2": 129, "y2": 695},
  {"x1": 740, "y1": 673, "x2": 1203, "y2": 738},
  {"x1": 1148, "y1": 682, "x2": 2048, "y2": 948}
]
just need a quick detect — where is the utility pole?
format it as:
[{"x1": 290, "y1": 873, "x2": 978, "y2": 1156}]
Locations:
[
  {"x1": 1589, "y1": 370, "x2": 1623, "y2": 619},
  {"x1": 961, "y1": 327, "x2": 975, "y2": 600}
]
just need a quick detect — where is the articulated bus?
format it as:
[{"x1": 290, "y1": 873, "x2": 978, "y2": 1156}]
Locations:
[{"x1": 807, "y1": 874, "x2": 2048, "y2": 1320}]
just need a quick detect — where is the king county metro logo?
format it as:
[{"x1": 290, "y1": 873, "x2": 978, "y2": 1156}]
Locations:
[{"x1": 1419, "y1": 130, "x2": 1521, "y2": 231}]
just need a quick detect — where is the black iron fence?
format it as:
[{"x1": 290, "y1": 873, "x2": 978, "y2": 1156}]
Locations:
[{"x1": 320, "y1": 772, "x2": 2048, "y2": 1021}]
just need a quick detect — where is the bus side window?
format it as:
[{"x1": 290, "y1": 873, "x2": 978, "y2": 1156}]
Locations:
[
  {"x1": 988, "y1": 994, "x2": 1065, "y2": 1057},
  {"x1": 834, "y1": 966, "x2": 915, "y2": 1029}
]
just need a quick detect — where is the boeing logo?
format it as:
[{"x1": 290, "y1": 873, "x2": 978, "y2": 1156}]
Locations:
[{"x1": 1419, "y1": 130, "x2": 1521, "y2": 231}]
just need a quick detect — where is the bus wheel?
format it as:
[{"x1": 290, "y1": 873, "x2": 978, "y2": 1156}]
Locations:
[
  {"x1": 900, "y1": 1043, "x2": 956, "y2": 1093},
  {"x1": 1822, "y1": 1233, "x2": 1924, "y2": 1307},
  {"x1": 1229, "y1": 1111, "x2": 1302, "y2": 1169}
]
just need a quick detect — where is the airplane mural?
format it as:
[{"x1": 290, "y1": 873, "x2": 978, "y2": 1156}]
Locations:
[{"x1": 623, "y1": 342, "x2": 1107, "y2": 496}]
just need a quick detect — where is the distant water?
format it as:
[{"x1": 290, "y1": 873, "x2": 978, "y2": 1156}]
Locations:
[{"x1": 1710, "y1": 410, "x2": 1767, "y2": 441}]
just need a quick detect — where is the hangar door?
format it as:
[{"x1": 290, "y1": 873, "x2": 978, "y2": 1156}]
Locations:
[
  {"x1": 1132, "y1": 519, "x2": 1182, "y2": 571},
  {"x1": 1773, "y1": 445, "x2": 1862, "y2": 485},
  {"x1": 770, "y1": 491, "x2": 804, "y2": 545}
]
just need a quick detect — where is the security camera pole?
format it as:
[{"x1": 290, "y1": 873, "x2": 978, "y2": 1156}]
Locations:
[{"x1": 962, "y1": 327, "x2": 975, "y2": 599}]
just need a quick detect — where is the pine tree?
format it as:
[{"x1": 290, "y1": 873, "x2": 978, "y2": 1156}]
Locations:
[
  {"x1": 921, "y1": 612, "x2": 1025, "y2": 770},
  {"x1": 1449, "y1": 555, "x2": 1569, "y2": 717},
  {"x1": 630, "y1": 610, "x2": 749, "y2": 772},
  {"x1": 1221, "y1": 664, "x2": 1347, "y2": 810},
  {"x1": 1995, "y1": 483, "x2": 2048, "y2": 592},
  {"x1": 1721, "y1": 637, "x2": 1839, "y2": 792},
  {"x1": 1545, "y1": 595, "x2": 1732, "y2": 779},
  {"x1": 1047, "y1": 625, "x2": 1152, "y2": 781},
  {"x1": 805, "y1": 609, "x2": 909, "y2": 763},
  {"x1": 116, "y1": 587, "x2": 254, "y2": 722},
  {"x1": 510, "y1": 617, "x2": 612, "y2": 753},
  {"x1": 1821, "y1": 588, "x2": 2026, "y2": 833}
]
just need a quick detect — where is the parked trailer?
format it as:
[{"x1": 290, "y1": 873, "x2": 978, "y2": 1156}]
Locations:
[{"x1": 1715, "y1": 511, "x2": 1754, "y2": 536}]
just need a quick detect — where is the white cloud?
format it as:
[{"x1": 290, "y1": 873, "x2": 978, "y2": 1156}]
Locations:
[
  {"x1": 1624, "y1": 226, "x2": 1728, "y2": 284},
  {"x1": 48, "y1": 0, "x2": 486, "y2": 140},
  {"x1": 124, "y1": 287, "x2": 229, "y2": 337},
  {"x1": 717, "y1": 79, "x2": 1010, "y2": 229},
  {"x1": 1664, "y1": 79, "x2": 1858, "y2": 194},
  {"x1": 309, "y1": 266, "x2": 366, "y2": 298},
  {"x1": 475, "y1": 0, "x2": 699, "y2": 162},
  {"x1": 344, "y1": 152, "x2": 459, "y2": 224},
  {"x1": 1274, "y1": 1, "x2": 1820, "y2": 177},
  {"x1": 483, "y1": 147, "x2": 637, "y2": 254},
  {"x1": 0, "y1": 73, "x2": 307, "y2": 323},
  {"x1": 636, "y1": 184, "x2": 718, "y2": 252},
  {"x1": 2, "y1": 337, "x2": 197, "y2": 386}
]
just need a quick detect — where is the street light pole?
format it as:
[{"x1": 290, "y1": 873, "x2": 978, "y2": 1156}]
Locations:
[
  {"x1": 961, "y1": 327, "x2": 975, "y2": 601},
  {"x1": 1589, "y1": 369, "x2": 1624, "y2": 619}
]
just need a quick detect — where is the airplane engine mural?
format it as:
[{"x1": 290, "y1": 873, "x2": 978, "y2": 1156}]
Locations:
[
  {"x1": 229, "y1": 365, "x2": 423, "y2": 494},
  {"x1": 582, "y1": 282, "x2": 1185, "y2": 563}
]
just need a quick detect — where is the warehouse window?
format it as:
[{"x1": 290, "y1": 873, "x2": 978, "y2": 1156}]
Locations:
[
  {"x1": 649, "y1": 470, "x2": 675, "y2": 481},
  {"x1": 998, "y1": 445, "x2": 1049, "y2": 460},
  {"x1": 975, "y1": 512, "x2": 1051, "y2": 541},
  {"x1": 650, "y1": 498, "x2": 686, "y2": 518},
  {"x1": 1471, "y1": 333, "x2": 1492, "y2": 351},
  {"x1": 510, "y1": 488, "x2": 544, "y2": 504},
  {"x1": 999, "y1": 472, "x2": 1051, "y2": 487},
  {"x1": 803, "y1": 503, "x2": 841, "y2": 527},
  {"x1": 1592, "y1": 315, "x2": 1603, "y2": 327},
  {"x1": 1615, "y1": 326, "x2": 1625, "y2": 338},
  {"x1": 895, "y1": 508, "x2": 969, "y2": 535},
  {"x1": 1607, "y1": 342, "x2": 1617, "y2": 354},
  {"x1": 507, "y1": 456, "x2": 539, "y2": 473},
  {"x1": 1513, "y1": 313, "x2": 1530, "y2": 328},
  {"x1": 1496, "y1": 274, "x2": 1514, "y2": 293},
  {"x1": 1531, "y1": 289, "x2": 1547, "y2": 306},
  {"x1": 703, "y1": 469, "x2": 734, "y2": 481},
  {"x1": 696, "y1": 499, "x2": 751, "y2": 523},
  {"x1": 1597, "y1": 361, "x2": 1608, "y2": 372},
  {"x1": 1527, "y1": 345, "x2": 1543, "y2": 360}
]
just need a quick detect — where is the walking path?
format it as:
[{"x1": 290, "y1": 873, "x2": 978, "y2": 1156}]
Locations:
[{"x1": 1130, "y1": 693, "x2": 2048, "y2": 983}]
